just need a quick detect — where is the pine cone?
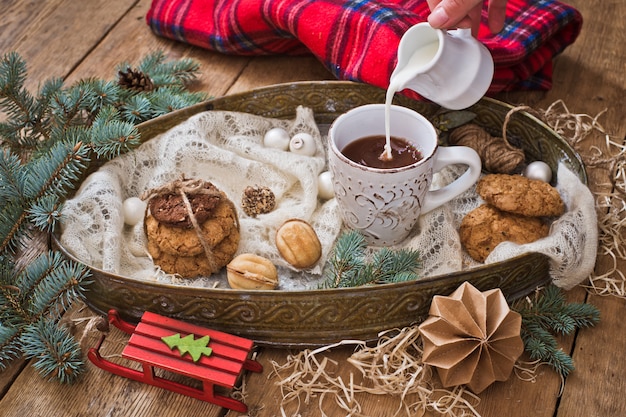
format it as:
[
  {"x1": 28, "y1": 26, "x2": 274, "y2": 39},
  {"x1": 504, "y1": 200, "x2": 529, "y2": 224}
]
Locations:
[{"x1": 118, "y1": 67, "x2": 154, "y2": 92}]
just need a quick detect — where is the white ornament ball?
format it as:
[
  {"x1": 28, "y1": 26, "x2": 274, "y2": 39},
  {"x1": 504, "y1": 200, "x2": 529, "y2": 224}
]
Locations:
[
  {"x1": 289, "y1": 132, "x2": 317, "y2": 156},
  {"x1": 122, "y1": 197, "x2": 147, "y2": 226},
  {"x1": 524, "y1": 161, "x2": 552, "y2": 183},
  {"x1": 317, "y1": 171, "x2": 335, "y2": 200},
  {"x1": 263, "y1": 127, "x2": 291, "y2": 150}
]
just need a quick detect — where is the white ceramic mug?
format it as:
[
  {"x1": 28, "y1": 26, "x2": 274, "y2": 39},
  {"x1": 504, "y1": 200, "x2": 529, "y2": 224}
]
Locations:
[
  {"x1": 390, "y1": 22, "x2": 494, "y2": 110},
  {"x1": 328, "y1": 104, "x2": 482, "y2": 246}
]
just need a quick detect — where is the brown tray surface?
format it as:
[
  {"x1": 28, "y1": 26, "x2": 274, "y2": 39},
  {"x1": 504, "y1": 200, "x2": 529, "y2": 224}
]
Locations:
[{"x1": 55, "y1": 81, "x2": 586, "y2": 347}]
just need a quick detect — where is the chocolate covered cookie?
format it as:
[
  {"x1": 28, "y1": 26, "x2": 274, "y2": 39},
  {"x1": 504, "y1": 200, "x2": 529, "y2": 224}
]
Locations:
[{"x1": 148, "y1": 181, "x2": 222, "y2": 227}]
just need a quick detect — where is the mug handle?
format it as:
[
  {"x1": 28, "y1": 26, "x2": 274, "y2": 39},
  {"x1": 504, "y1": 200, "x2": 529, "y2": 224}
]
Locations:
[{"x1": 420, "y1": 146, "x2": 482, "y2": 214}]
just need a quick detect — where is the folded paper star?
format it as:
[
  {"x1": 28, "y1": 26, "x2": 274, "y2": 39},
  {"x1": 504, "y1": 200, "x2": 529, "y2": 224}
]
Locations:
[{"x1": 419, "y1": 281, "x2": 524, "y2": 393}]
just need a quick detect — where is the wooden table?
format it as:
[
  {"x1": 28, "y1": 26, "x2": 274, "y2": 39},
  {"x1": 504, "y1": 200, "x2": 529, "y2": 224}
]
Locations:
[{"x1": 1, "y1": 0, "x2": 624, "y2": 416}]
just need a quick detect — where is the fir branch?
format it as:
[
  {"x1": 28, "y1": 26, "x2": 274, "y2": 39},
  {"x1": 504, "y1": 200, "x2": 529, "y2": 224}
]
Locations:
[
  {"x1": 322, "y1": 230, "x2": 367, "y2": 288},
  {"x1": 49, "y1": 81, "x2": 94, "y2": 130},
  {"x1": 21, "y1": 318, "x2": 84, "y2": 383},
  {"x1": 0, "y1": 198, "x2": 31, "y2": 254},
  {"x1": 321, "y1": 231, "x2": 422, "y2": 288},
  {"x1": 76, "y1": 78, "x2": 121, "y2": 116},
  {"x1": 134, "y1": 50, "x2": 201, "y2": 88},
  {"x1": 88, "y1": 106, "x2": 140, "y2": 158},
  {"x1": 119, "y1": 94, "x2": 153, "y2": 124},
  {"x1": 0, "y1": 149, "x2": 25, "y2": 203},
  {"x1": 0, "y1": 325, "x2": 23, "y2": 367},
  {"x1": 0, "y1": 251, "x2": 90, "y2": 379},
  {"x1": 0, "y1": 139, "x2": 90, "y2": 253},
  {"x1": 28, "y1": 195, "x2": 64, "y2": 233},
  {"x1": 0, "y1": 52, "x2": 31, "y2": 119},
  {"x1": 23, "y1": 137, "x2": 91, "y2": 200},
  {"x1": 0, "y1": 52, "x2": 48, "y2": 150},
  {"x1": 27, "y1": 251, "x2": 92, "y2": 319},
  {"x1": 147, "y1": 86, "x2": 206, "y2": 117},
  {"x1": 367, "y1": 248, "x2": 422, "y2": 284},
  {"x1": 512, "y1": 285, "x2": 600, "y2": 378},
  {"x1": 0, "y1": 282, "x2": 30, "y2": 325},
  {"x1": 0, "y1": 50, "x2": 206, "y2": 383}
]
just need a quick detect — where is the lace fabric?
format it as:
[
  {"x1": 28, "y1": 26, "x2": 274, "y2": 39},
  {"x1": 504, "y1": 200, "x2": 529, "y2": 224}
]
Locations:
[{"x1": 60, "y1": 108, "x2": 596, "y2": 290}]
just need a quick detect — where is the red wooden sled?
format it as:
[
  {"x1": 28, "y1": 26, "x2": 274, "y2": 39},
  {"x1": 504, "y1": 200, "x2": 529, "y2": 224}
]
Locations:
[{"x1": 88, "y1": 309, "x2": 262, "y2": 413}]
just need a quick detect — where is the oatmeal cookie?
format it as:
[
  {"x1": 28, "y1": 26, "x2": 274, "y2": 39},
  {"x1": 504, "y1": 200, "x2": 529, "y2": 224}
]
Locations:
[
  {"x1": 145, "y1": 200, "x2": 238, "y2": 257},
  {"x1": 148, "y1": 226, "x2": 240, "y2": 277},
  {"x1": 460, "y1": 204, "x2": 549, "y2": 263},
  {"x1": 476, "y1": 174, "x2": 564, "y2": 217}
]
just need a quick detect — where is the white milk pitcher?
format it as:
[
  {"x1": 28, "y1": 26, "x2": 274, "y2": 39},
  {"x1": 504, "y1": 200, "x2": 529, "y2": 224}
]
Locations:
[{"x1": 389, "y1": 22, "x2": 494, "y2": 110}]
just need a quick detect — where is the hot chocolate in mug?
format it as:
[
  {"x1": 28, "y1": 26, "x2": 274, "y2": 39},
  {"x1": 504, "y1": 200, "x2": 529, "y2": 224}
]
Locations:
[
  {"x1": 389, "y1": 22, "x2": 494, "y2": 110},
  {"x1": 328, "y1": 104, "x2": 482, "y2": 246}
]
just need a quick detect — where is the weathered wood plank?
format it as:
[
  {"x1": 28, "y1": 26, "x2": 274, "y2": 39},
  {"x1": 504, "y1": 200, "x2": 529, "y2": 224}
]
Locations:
[
  {"x1": 63, "y1": 0, "x2": 251, "y2": 97},
  {"x1": 0, "y1": 0, "x2": 58, "y2": 53},
  {"x1": 557, "y1": 294, "x2": 626, "y2": 417},
  {"x1": 493, "y1": 0, "x2": 626, "y2": 415},
  {"x1": 0, "y1": 359, "x2": 28, "y2": 398},
  {"x1": 2, "y1": 0, "x2": 139, "y2": 92},
  {"x1": 64, "y1": 0, "x2": 334, "y2": 98},
  {"x1": 225, "y1": 55, "x2": 334, "y2": 96}
]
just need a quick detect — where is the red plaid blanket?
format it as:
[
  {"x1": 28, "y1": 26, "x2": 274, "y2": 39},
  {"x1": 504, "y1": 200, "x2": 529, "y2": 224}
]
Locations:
[{"x1": 146, "y1": 0, "x2": 582, "y2": 93}]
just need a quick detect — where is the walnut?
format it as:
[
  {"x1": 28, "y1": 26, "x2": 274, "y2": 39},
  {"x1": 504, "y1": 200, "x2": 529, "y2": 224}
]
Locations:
[
  {"x1": 275, "y1": 219, "x2": 322, "y2": 269},
  {"x1": 226, "y1": 253, "x2": 278, "y2": 290},
  {"x1": 241, "y1": 185, "x2": 276, "y2": 217}
]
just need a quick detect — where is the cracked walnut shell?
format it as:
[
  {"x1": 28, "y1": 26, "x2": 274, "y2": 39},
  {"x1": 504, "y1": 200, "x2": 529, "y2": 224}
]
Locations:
[
  {"x1": 275, "y1": 219, "x2": 322, "y2": 269},
  {"x1": 226, "y1": 253, "x2": 278, "y2": 290}
]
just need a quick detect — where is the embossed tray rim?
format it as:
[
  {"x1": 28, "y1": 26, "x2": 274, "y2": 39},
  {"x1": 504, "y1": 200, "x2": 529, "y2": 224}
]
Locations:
[{"x1": 54, "y1": 81, "x2": 587, "y2": 347}]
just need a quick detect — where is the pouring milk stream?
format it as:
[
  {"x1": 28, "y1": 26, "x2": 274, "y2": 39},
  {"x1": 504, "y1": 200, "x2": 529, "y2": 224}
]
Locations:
[{"x1": 382, "y1": 22, "x2": 494, "y2": 160}]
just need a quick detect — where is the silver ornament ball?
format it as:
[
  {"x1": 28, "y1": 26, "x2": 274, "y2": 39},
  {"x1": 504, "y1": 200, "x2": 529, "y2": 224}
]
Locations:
[
  {"x1": 317, "y1": 171, "x2": 335, "y2": 200},
  {"x1": 289, "y1": 132, "x2": 317, "y2": 156},
  {"x1": 122, "y1": 197, "x2": 147, "y2": 226},
  {"x1": 524, "y1": 161, "x2": 552, "y2": 183},
  {"x1": 263, "y1": 127, "x2": 291, "y2": 150}
]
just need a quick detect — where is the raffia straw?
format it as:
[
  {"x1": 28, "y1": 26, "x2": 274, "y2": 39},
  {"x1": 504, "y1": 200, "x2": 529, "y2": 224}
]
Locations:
[
  {"x1": 269, "y1": 330, "x2": 481, "y2": 417},
  {"x1": 537, "y1": 100, "x2": 626, "y2": 298},
  {"x1": 500, "y1": 100, "x2": 626, "y2": 296},
  {"x1": 513, "y1": 359, "x2": 545, "y2": 383}
]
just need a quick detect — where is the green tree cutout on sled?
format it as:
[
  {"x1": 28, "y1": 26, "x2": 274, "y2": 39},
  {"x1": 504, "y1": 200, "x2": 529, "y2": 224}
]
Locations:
[{"x1": 162, "y1": 333, "x2": 213, "y2": 362}]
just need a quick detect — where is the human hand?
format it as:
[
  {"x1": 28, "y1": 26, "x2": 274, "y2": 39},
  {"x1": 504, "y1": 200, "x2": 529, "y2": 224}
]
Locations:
[{"x1": 426, "y1": 0, "x2": 508, "y2": 35}]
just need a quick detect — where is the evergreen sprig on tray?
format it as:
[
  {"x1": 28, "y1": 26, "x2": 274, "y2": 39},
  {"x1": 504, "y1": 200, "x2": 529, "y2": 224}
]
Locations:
[
  {"x1": 512, "y1": 285, "x2": 600, "y2": 378},
  {"x1": 321, "y1": 230, "x2": 422, "y2": 288},
  {"x1": 0, "y1": 50, "x2": 206, "y2": 382}
]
